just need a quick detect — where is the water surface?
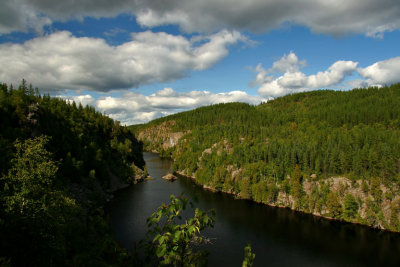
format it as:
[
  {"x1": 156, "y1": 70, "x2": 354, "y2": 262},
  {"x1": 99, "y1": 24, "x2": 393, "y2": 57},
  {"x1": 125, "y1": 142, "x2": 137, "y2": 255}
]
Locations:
[{"x1": 108, "y1": 152, "x2": 400, "y2": 266}]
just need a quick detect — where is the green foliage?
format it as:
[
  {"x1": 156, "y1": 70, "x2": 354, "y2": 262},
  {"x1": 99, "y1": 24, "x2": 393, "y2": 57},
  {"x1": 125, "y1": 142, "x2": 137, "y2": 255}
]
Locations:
[
  {"x1": 139, "y1": 195, "x2": 215, "y2": 266},
  {"x1": 365, "y1": 197, "x2": 381, "y2": 228},
  {"x1": 370, "y1": 178, "x2": 383, "y2": 204},
  {"x1": 137, "y1": 195, "x2": 257, "y2": 266},
  {"x1": 137, "y1": 84, "x2": 400, "y2": 186},
  {"x1": 390, "y1": 199, "x2": 400, "y2": 231},
  {"x1": 242, "y1": 243, "x2": 255, "y2": 267},
  {"x1": 3, "y1": 136, "x2": 59, "y2": 213},
  {"x1": 1, "y1": 137, "x2": 79, "y2": 266},
  {"x1": 326, "y1": 192, "x2": 342, "y2": 219},
  {"x1": 0, "y1": 81, "x2": 144, "y2": 185},
  {"x1": 0, "y1": 81, "x2": 144, "y2": 266},
  {"x1": 291, "y1": 165, "x2": 303, "y2": 209},
  {"x1": 343, "y1": 193, "x2": 359, "y2": 220},
  {"x1": 241, "y1": 177, "x2": 252, "y2": 199},
  {"x1": 361, "y1": 180, "x2": 369, "y2": 193},
  {"x1": 135, "y1": 83, "x2": 400, "y2": 231}
]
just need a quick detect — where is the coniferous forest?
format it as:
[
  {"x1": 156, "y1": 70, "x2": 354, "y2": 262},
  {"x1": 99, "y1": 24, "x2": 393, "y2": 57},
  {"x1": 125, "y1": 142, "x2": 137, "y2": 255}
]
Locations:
[
  {"x1": 133, "y1": 83, "x2": 400, "y2": 232},
  {"x1": 0, "y1": 81, "x2": 145, "y2": 265},
  {"x1": 0, "y1": 81, "x2": 255, "y2": 266},
  {"x1": 2, "y1": 80, "x2": 400, "y2": 265}
]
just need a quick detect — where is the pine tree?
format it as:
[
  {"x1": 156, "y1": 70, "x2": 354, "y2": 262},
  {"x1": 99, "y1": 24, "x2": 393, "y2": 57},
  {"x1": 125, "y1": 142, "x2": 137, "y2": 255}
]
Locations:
[
  {"x1": 291, "y1": 165, "x2": 303, "y2": 209},
  {"x1": 343, "y1": 193, "x2": 359, "y2": 220},
  {"x1": 326, "y1": 192, "x2": 342, "y2": 219}
]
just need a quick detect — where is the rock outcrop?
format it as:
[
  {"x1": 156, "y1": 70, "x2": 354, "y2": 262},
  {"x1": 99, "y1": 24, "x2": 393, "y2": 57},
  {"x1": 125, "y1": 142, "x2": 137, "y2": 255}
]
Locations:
[
  {"x1": 136, "y1": 120, "x2": 185, "y2": 152},
  {"x1": 162, "y1": 173, "x2": 178, "y2": 181}
]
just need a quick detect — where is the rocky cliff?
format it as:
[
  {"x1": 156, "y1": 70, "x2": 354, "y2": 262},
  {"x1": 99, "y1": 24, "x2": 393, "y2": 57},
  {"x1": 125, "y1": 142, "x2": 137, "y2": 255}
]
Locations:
[
  {"x1": 136, "y1": 120, "x2": 185, "y2": 153},
  {"x1": 136, "y1": 129, "x2": 400, "y2": 232}
]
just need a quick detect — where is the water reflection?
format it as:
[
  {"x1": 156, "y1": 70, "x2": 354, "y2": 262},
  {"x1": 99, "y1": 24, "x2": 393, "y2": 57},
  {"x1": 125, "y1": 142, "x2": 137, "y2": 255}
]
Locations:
[{"x1": 108, "y1": 153, "x2": 400, "y2": 266}]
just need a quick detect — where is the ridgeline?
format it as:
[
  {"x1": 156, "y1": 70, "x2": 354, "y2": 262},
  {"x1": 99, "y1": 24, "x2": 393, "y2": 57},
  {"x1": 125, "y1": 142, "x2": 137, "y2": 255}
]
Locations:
[
  {"x1": 0, "y1": 81, "x2": 145, "y2": 266},
  {"x1": 132, "y1": 83, "x2": 400, "y2": 232}
]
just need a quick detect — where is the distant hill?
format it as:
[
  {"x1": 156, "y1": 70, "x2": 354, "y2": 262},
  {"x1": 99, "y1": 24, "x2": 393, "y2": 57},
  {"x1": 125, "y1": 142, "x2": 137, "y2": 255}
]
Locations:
[
  {"x1": 132, "y1": 83, "x2": 400, "y2": 232},
  {"x1": 0, "y1": 81, "x2": 144, "y2": 266}
]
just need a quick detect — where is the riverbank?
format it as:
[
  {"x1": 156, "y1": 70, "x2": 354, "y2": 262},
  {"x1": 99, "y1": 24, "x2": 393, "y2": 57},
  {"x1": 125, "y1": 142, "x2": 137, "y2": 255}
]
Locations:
[
  {"x1": 109, "y1": 152, "x2": 400, "y2": 266},
  {"x1": 174, "y1": 170, "x2": 398, "y2": 233}
]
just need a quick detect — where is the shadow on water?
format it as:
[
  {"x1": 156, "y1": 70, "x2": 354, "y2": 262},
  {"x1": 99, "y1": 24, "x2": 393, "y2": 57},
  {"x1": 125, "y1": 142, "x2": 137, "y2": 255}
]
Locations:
[{"x1": 108, "y1": 153, "x2": 400, "y2": 267}]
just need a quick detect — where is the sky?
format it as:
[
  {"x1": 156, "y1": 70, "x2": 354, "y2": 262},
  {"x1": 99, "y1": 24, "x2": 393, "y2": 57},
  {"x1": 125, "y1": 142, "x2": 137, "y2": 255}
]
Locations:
[{"x1": 0, "y1": 0, "x2": 399, "y2": 125}]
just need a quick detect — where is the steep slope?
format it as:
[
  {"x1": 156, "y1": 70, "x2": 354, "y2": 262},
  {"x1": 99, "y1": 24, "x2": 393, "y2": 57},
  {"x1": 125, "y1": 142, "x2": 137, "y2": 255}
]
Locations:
[
  {"x1": 0, "y1": 81, "x2": 145, "y2": 266},
  {"x1": 132, "y1": 84, "x2": 400, "y2": 232}
]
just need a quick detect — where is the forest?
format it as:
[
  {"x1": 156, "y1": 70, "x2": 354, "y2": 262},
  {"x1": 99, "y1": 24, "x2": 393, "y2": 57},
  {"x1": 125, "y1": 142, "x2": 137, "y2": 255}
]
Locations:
[
  {"x1": 0, "y1": 81, "x2": 146, "y2": 265},
  {"x1": 133, "y1": 83, "x2": 400, "y2": 232},
  {"x1": 0, "y1": 81, "x2": 256, "y2": 266}
]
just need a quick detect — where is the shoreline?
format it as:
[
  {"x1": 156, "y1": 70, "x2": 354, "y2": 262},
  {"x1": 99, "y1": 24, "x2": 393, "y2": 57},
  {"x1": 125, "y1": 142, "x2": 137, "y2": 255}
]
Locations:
[{"x1": 173, "y1": 170, "x2": 398, "y2": 234}]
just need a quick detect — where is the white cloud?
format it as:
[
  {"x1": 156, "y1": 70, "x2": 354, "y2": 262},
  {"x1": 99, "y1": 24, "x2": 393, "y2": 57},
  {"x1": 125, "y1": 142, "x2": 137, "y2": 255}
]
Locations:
[
  {"x1": 358, "y1": 57, "x2": 400, "y2": 86},
  {"x1": 65, "y1": 88, "x2": 268, "y2": 125},
  {"x1": 253, "y1": 52, "x2": 358, "y2": 97},
  {"x1": 306, "y1": 61, "x2": 358, "y2": 88},
  {"x1": 0, "y1": 30, "x2": 245, "y2": 92},
  {"x1": 278, "y1": 71, "x2": 308, "y2": 88},
  {"x1": 250, "y1": 51, "x2": 307, "y2": 88},
  {"x1": 1, "y1": 1, "x2": 400, "y2": 37},
  {"x1": 249, "y1": 64, "x2": 273, "y2": 87},
  {"x1": 66, "y1": 94, "x2": 95, "y2": 107},
  {"x1": 272, "y1": 52, "x2": 306, "y2": 73}
]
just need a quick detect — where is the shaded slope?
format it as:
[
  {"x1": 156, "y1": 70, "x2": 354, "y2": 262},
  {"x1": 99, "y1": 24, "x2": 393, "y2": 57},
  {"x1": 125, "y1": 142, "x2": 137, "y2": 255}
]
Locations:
[{"x1": 0, "y1": 81, "x2": 145, "y2": 266}]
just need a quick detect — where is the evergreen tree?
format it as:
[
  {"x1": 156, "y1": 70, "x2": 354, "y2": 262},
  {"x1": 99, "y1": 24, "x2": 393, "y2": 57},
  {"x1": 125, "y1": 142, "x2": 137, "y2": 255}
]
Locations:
[
  {"x1": 343, "y1": 193, "x2": 359, "y2": 220},
  {"x1": 326, "y1": 192, "x2": 342, "y2": 219}
]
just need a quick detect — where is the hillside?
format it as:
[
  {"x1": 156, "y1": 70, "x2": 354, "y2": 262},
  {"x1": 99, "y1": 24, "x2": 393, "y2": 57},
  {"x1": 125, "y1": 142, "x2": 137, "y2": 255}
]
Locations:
[
  {"x1": 0, "y1": 81, "x2": 145, "y2": 266},
  {"x1": 132, "y1": 83, "x2": 400, "y2": 232}
]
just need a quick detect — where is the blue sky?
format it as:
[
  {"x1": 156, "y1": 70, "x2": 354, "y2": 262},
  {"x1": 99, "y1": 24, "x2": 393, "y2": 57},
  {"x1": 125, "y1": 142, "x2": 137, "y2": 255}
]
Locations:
[{"x1": 1, "y1": 1, "x2": 399, "y2": 124}]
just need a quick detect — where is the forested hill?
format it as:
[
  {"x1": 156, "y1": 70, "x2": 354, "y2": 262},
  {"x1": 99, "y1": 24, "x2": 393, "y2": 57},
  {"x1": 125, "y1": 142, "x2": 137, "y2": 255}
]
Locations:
[
  {"x1": 0, "y1": 81, "x2": 145, "y2": 266},
  {"x1": 132, "y1": 83, "x2": 400, "y2": 232}
]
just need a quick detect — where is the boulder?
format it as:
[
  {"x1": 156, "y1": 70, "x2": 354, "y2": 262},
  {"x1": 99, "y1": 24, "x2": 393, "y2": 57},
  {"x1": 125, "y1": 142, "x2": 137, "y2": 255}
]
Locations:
[{"x1": 162, "y1": 173, "x2": 178, "y2": 181}]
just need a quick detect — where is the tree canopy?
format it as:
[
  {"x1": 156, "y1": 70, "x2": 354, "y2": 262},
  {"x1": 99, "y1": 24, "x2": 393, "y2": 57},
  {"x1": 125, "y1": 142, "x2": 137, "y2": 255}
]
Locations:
[
  {"x1": 134, "y1": 83, "x2": 400, "y2": 232},
  {"x1": 0, "y1": 81, "x2": 144, "y2": 265}
]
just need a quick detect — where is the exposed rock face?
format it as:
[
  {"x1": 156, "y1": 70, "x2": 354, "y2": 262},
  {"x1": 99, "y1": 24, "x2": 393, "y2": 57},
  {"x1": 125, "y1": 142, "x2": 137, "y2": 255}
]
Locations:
[
  {"x1": 177, "y1": 138, "x2": 400, "y2": 231},
  {"x1": 26, "y1": 102, "x2": 40, "y2": 137},
  {"x1": 162, "y1": 173, "x2": 178, "y2": 181},
  {"x1": 136, "y1": 127, "x2": 400, "y2": 232},
  {"x1": 26, "y1": 103, "x2": 39, "y2": 125},
  {"x1": 136, "y1": 120, "x2": 185, "y2": 152}
]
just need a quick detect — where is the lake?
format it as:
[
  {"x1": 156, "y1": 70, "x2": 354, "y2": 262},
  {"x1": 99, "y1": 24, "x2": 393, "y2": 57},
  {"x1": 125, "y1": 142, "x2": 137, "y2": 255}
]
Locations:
[{"x1": 108, "y1": 152, "x2": 400, "y2": 266}]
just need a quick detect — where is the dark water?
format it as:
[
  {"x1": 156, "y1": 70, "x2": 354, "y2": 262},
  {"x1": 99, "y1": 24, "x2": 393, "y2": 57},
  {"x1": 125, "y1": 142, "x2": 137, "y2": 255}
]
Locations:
[{"x1": 108, "y1": 152, "x2": 400, "y2": 266}]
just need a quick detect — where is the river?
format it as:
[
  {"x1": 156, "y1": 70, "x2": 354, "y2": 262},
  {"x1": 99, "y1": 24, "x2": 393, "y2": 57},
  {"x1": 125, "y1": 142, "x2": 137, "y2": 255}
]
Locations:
[{"x1": 108, "y1": 152, "x2": 400, "y2": 266}]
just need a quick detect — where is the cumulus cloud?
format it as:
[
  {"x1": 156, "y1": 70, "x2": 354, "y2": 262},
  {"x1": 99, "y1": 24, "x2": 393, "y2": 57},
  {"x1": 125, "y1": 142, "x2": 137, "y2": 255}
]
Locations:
[
  {"x1": 271, "y1": 52, "x2": 307, "y2": 73},
  {"x1": 358, "y1": 57, "x2": 400, "y2": 86},
  {"x1": 1, "y1": 0, "x2": 400, "y2": 37},
  {"x1": 0, "y1": 30, "x2": 246, "y2": 92},
  {"x1": 252, "y1": 52, "x2": 358, "y2": 97},
  {"x1": 66, "y1": 94, "x2": 95, "y2": 107},
  {"x1": 64, "y1": 88, "x2": 268, "y2": 125},
  {"x1": 250, "y1": 52, "x2": 307, "y2": 87}
]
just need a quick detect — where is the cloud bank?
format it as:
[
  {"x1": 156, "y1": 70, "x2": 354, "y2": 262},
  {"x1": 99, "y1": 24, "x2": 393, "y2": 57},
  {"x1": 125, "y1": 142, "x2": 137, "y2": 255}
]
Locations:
[
  {"x1": 64, "y1": 88, "x2": 268, "y2": 125},
  {"x1": 1, "y1": 0, "x2": 400, "y2": 37},
  {"x1": 251, "y1": 52, "x2": 358, "y2": 97},
  {"x1": 358, "y1": 57, "x2": 400, "y2": 86},
  {"x1": 251, "y1": 52, "x2": 400, "y2": 97},
  {"x1": 67, "y1": 52, "x2": 400, "y2": 124},
  {"x1": 0, "y1": 30, "x2": 245, "y2": 92},
  {"x1": 65, "y1": 50, "x2": 400, "y2": 124}
]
